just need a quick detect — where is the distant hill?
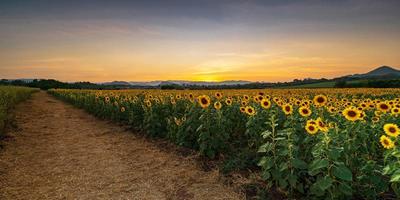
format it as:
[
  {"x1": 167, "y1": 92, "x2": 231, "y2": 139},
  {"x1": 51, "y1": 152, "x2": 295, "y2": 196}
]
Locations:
[
  {"x1": 101, "y1": 81, "x2": 131, "y2": 86},
  {"x1": 349, "y1": 66, "x2": 400, "y2": 79}
]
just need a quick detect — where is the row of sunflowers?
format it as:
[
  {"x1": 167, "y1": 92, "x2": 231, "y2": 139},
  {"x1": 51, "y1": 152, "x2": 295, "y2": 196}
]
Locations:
[
  {"x1": 49, "y1": 88, "x2": 400, "y2": 199},
  {"x1": 0, "y1": 86, "x2": 38, "y2": 135}
]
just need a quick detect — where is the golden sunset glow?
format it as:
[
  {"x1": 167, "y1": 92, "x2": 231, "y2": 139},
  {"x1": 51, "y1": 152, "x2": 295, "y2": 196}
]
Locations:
[{"x1": 1, "y1": 1, "x2": 399, "y2": 82}]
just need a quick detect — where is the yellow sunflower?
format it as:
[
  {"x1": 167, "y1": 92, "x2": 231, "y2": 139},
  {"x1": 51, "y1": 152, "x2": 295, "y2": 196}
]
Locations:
[
  {"x1": 214, "y1": 101, "x2": 222, "y2": 110},
  {"x1": 225, "y1": 98, "x2": 233, "y2": 106},
  {"x1": 305, "y1": 124, "x2": 319, "y2": 135},
  {"x1": 245, "y1": 106, "x2": 256, "y2": 116},
  {"x1": 372, "y1": 116, "x2": 380, "y2": 123},
  {"x1": 316, "y1": 117, "x2": 329, "y2": 133},
  {"x1": 260, "y1": 99, "x2": 272, "y2": 109},
  {"x1": 342, "y1": 107, "x2": 360, "y2": 121},
  {"x1": 391, "y1": 107, "x2": 400, "y2": 116},
  {"x1": 328, "y1": 106, "x2": 337, "y2": 113},
  {"x1": 313, "y1": 95, "x2": 328, "y2": 107},
  {"x1": 282, "y1": 104, "x2": 293, "y2": 115},
  {"x1": 380, "y1": 135, "x2": 395, "y2": 149},
  {"x1": 298, "y1": 106, "x2": 312, "y2": 117},
  {"x1": 383, "y1": 123, "x2": 399, "y2": 137},
  {"x1": 215, "y1": 92, "x2": 223, "y2": 99},
  {"x1": 198, "y1": 95, "x2": 211, "y2": 108},
  {"x1": 307, "y1": 119, "x2": 317, "y2": 125},
  {"x1": 377, "y1": 102, "x2": 391, "y2": 113}
]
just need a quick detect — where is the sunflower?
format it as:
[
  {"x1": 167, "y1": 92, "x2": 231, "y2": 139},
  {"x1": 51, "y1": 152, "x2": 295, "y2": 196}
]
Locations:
[
  {"x1": 316, "y1": 117, "x2": 329, "y2": 133},
  {"x1": 215, "y1": 92, "x2": 223, "y2": 99},
  {"x1": 245, "y1": 106, "x2": 256, "y2": 116},
  {"x1": 305, "y1": 124, "x2": 319, "y2": 135},
  {"x1": 105, "y1": 96, "x2": 110, "y2": 103},
  {"x1": 377, "y1": 102, "x2": 391, "y2": 113},
  {"x1": 120, "y1": 107, "x2": 126, "y2": 112},
  {"x1": 380, "y1": 135, "x2": 395, "y2": 149},
  {"x1": 375, "y1": 110, "x2": 383, "y2": 117},
  {"x1": 281, "y1": 104, "x2": 293, "y2": 115},
  {"x1": 240, "y1": 106, "x2": 246, "y2": 113},
  {"x1": 372, "y1": 116, "x2": 380, "y2": 123},
  {"x1": 225, "y1": 98, "x2": 233, "y2": 106},
  {"x1": 260, "y1": 99, "x2": 272, "y2": 109},
  {"x1": 214, "y1": 101, "x2": 222, "y2": 110},
  {"x1": 146, "y1": 100, "x2": 152, "y2": 107},
  {"x1": 197, "y1": 95, "x2": 211, "y2": 108},
  {"x1": 342, "y1": 107, "x2": 360, "y2": 121},
  {"x1": 313, "y1": 95, "x2": 328, "y2": 107},
  {"x1": 383, "y1": 123, "x2": 399, "y2": 137},
  {"x1": 307, "y1": 119, "x2": 317, "y2": 125},
  {"x1": 391, "y1": 107, "x2": 400, "y2": 116},
  {"x1": 328, "y1": 106, "x2": 337, "y2": 113},
  {"x1": 298, "y1": 106, "x2": 312, "y2": 117}
]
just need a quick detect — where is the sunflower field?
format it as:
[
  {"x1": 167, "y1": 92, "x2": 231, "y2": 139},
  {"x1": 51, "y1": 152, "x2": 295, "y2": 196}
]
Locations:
[
  {"x1": 49, "y1": 88, "x2": 400, "y2": 199},
  {"x1": 0, "y1": 86, "x2": 38, "y2": 135}
]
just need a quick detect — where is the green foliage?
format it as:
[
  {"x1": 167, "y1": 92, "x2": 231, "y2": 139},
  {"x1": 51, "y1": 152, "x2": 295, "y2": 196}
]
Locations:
[
  {"x1": 0, "y1": 86, "x2": 38, "y2": 135},
  {"x1": 48, "y1": 88, "x2": 400, "y2": 199}
]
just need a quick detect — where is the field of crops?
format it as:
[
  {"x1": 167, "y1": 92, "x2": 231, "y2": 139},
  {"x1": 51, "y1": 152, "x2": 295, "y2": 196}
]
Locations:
[
  {"x1": 0, "y1": 86, "x2": 38, "y2": 135},
  {"x1": 49, "y1": 88, "x2": 400, "y2": 199}
]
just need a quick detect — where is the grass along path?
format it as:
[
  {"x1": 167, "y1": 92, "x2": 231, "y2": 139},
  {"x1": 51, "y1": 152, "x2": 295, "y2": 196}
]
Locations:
[{"x1": 0, "y1": 91, "x2": 242, "y2": 200}]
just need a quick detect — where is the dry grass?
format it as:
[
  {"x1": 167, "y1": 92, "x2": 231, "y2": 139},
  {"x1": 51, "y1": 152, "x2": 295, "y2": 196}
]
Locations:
[{"x1": 0, "y1": 92, "x2": 244, "y2": 200}]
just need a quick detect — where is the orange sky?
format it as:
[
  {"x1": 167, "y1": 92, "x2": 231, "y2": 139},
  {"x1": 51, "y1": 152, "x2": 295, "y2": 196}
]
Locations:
[{"x1": 1, "y1": 1, "x2": 400, "y2": 82}]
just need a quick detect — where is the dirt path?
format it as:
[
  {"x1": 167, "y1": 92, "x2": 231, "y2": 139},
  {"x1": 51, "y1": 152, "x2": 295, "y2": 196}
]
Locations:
[{"x1": 0, "y1": 92, "x2": 243, "y2": 200}]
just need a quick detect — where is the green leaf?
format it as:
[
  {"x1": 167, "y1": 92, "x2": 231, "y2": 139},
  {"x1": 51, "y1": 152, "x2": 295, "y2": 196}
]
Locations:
[
  {"x1": 292, "y1": 158, "x2": 308, "y2": 169},
  {"x1": 333, "y1": 164, "x2": 353, "y2": 181},
  {"x1": 390, "y1": 170, "x2": 400, "y2": 182},
  {"x1": 258, "y1": 142, "x2": 273, "y2": 153},
  {"x1": 279, "y1": 178, "x2": 288, "y2": 189},
  {"x1": 328, "y1": 148, "x2": 341, "y2": 160},
  {"x1": 258, "y1": 157, "x2": 274, "y2": 170},
  {"x1": 308, "y1": 159, "x2": 329, "y2": 175},
  {"x1": 338, "y1": 183, "x2": 352, "y2": 196},
  {"x1": 288, "y1": 174, "x2": 297, "y2": 187},
  {"x1": 261, "y1": 130, "x2": 272, "y2": 138},
  {"x1": 317, "y1": 176, "x2": 333, "y2": 191}
]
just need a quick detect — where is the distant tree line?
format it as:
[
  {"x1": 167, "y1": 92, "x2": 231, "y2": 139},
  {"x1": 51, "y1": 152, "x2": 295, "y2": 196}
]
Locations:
[
  {"x1": 335, "y1": 79, "x2": 400, "y2": 88},
  {"x1": 2, "y1": 77, "x2": 399, "y2": 90},
  {"x1": 0, "y1": 79, "x2": 145, "y2": 90}
]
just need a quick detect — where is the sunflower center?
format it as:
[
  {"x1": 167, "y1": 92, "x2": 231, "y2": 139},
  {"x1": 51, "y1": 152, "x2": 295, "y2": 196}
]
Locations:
[
  {"x1": 347, "y1": 110, "x2": 357, "y2": 117},
  {"x1": 201, "y1": 98, "x2": 208, "y2": 104},
  {"x1": 383, "y1": 139, "x2": 389, "y2": 145},
  {"x1": 317, "y1": 97, "x2": 324, "y2": 103},
  {"x1": 381, "y1": 104, "x2": 389, "y2": 109},
  {"x1": 308, "y1": 126, "x2": 315, "y2": 131},
  {"x1": 389, "y1": 127, "x2": 396, "y2": 133}
]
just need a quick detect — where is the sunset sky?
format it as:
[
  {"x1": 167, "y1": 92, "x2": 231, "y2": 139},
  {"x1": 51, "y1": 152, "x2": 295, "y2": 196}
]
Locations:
[{"x1": 1, "y1": 0, "x2": 400, "y2": 82}]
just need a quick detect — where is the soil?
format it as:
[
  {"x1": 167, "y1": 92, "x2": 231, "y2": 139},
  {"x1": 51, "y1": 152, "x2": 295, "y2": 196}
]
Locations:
[{"x1": 0, "y1": 91, "x2": 243, "y2": 200}]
